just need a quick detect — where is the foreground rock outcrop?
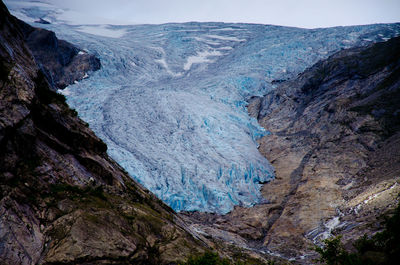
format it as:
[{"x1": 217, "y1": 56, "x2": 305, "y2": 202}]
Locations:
[
  {"x1": 182, "y1": 36, "x2": 400, "y2": 263},
  {"x1": 0, "y1": 2, "x2": 207, "y2": 264}
]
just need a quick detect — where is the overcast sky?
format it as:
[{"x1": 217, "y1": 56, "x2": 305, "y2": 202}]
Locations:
[{"x1": 7, "y1": 0, "x2": 400, "y2": 28}]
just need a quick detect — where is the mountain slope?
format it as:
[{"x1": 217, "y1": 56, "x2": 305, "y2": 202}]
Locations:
[
  {"x1": 0, "y1": 2, "x2": 207, "y2": 264},
  {"x1": 256, "y1": 36, "x2": 400, "y2": 256},
  {"x1": 182, "y1": 36, "x2": 400, "y2": 263}
]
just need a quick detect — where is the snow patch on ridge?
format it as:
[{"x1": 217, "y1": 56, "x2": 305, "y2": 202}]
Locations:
[
  {"x1": 184, "y1": 50, "x2": 223, "y2": 71},
  {"x1": 205, "y1": 34, "x2": 246, "y2": 42},
  {"x1": 76, "y1": 25, "x2": 127, "y2": 38}
]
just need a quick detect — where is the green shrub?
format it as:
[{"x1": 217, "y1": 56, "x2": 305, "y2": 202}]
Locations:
[
  {"x1": 315, "y1": 236, "x2": 363, "y2": 265},
  {"x1": 48, "y1": 183, "x2": 107, "y2": 201},
  {"x1": 182, "y1": 252, "x2": 231, "y2": 265},
  {"x1": 316, "y1": 197, "x2": 400, "y2": 265}
]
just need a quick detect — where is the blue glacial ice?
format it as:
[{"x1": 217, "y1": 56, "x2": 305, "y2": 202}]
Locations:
[{"x1": 6, "y1": 1, "x2": 400, "y2": 213}]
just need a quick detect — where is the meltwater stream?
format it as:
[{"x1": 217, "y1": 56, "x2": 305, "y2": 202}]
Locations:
[{"x1": 7, "y1": 2, "x2": 400, "y2": 213}]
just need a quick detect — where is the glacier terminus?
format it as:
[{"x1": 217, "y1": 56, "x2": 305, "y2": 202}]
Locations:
[{"x1": 6, "y1": 0, "x2": 400, "y2": 213}]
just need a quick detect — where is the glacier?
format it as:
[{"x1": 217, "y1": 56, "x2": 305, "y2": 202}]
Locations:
[{"x1": 6, "y1": 1, "x2": 400, "y2": 213}]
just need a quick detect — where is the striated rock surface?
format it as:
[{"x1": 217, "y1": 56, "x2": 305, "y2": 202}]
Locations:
[
  {"x1": 182, "y1": 37, "x2": 400, "y2": 263},
  {"x1": 0, "y1": 2, "x2": 207, "y2": 264}
]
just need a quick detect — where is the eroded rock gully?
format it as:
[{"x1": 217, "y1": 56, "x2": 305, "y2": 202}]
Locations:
[{"x1": 181, "y1": 37, "x2": 400, "y2": 263}]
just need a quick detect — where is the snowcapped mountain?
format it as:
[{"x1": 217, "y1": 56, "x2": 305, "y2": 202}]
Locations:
[{"x1": 6, "y1": 0, "x2": 400, "y2": 213}]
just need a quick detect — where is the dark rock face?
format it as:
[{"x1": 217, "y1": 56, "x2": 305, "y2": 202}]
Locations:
[
  {"x1": 0, "y1": 2, "x2": 206, "y2": 264},
  {"x1": 34, "y1": 18, "x2": 50, "y2": 25},
  {"x1": 16, "y1": 19, "x2": 100, "y2": 90},
  {"x1": 182, "y1": 37, "x2": 400, "y2": 263},
  {"x1": 256, "y1": 36, "x2": 400, "y2": 258}
]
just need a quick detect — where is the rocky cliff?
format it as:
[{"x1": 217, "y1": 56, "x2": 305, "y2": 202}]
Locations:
[
  {"x1": 16, "y1": 19, "x2": 100, "y2": 90},
  {"x1": 0, "y1": 2, "x2": 207, "y2": 264},
  {"x1": 257, "y1": 35, "x2": 400, "y2": 257},
  {"x1": 182, "y1": 36, "x2": 400, "y2": 262}
]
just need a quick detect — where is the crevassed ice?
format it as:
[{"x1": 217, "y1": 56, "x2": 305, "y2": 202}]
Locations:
[{"x1": 8, "y1": 2, "x2": 400, "y2": 213}]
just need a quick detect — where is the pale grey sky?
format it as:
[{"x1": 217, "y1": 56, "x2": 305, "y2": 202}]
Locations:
[{"x1": 7, "y1": 0, "x2": 400, "y2": 28}]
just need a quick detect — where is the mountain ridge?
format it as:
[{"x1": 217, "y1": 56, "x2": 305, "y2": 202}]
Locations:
[{"x1": 0, "y1": 2, "x2": 209, "y2": 264}]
